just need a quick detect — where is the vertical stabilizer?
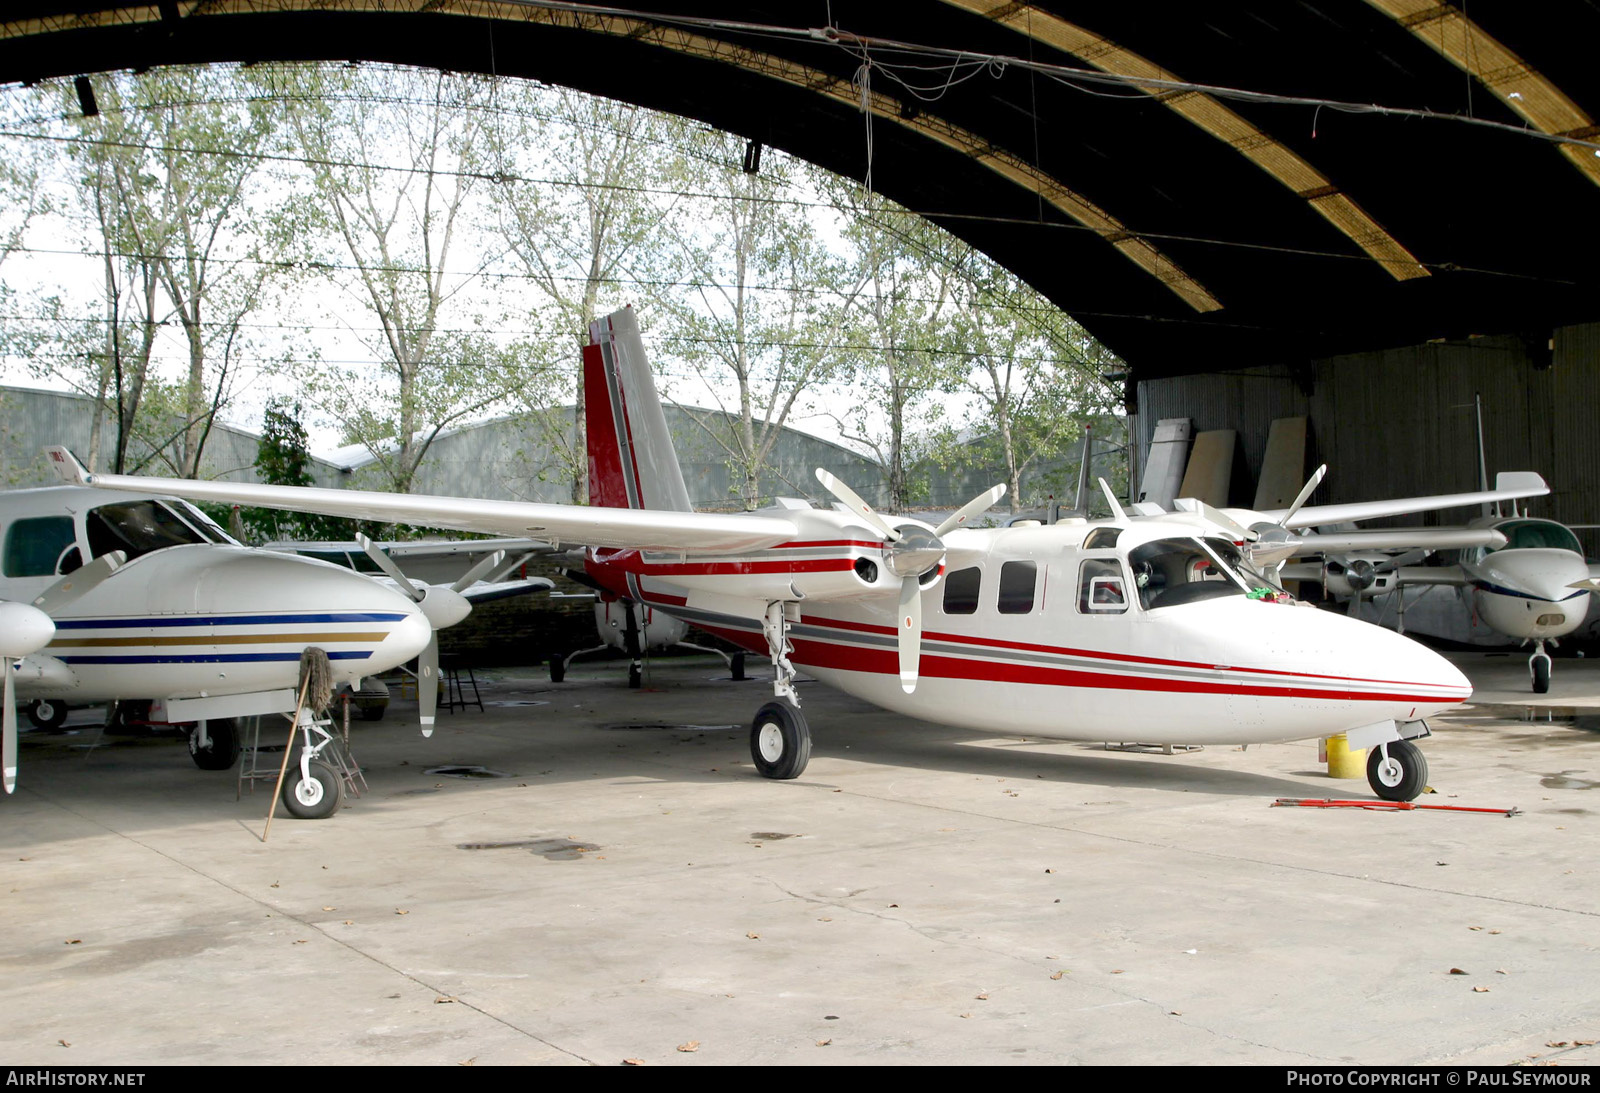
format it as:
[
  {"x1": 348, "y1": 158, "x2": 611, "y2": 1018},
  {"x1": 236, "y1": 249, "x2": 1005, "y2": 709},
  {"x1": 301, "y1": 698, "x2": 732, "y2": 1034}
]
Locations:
[{"x1": 584, "y1": 308, "x2": 693, "y2": 513}]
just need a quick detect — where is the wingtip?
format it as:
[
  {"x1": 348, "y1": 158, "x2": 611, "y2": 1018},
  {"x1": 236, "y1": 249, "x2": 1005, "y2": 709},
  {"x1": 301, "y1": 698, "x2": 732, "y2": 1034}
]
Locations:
[{"x1": 44, "y1": 446, "x2": 90, "y2": 486}]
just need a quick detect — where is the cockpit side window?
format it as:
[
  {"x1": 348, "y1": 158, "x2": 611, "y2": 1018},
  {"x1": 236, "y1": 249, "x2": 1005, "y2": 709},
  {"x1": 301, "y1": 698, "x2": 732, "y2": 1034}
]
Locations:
[
  {"x1": 1083, "y1": 527, "x2": 1122, "y2": 550},
  {"x1": 1077, "y1": 558, "x2": 1127, "y2": 614},
  {"x1": 86, "y1": 500, "x2": 208, "y2": 561},
  {"x1": 1493, "y1": 520, "x2": 1582, "y2": 554},
  {"x1": 3, "y1": 516, "x2": 77, "y2": 578},
  {"x1": 1128, "y1": 537, "x2": 1247, "y2": 610}
]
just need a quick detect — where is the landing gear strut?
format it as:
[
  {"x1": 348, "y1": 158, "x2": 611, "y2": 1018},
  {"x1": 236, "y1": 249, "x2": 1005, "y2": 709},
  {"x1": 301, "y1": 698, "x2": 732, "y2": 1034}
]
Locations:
[
  {"x1": 1530, "y1": 640, "x2": 1552, "y2": 694},
  {"x1": 748, "y1": 601, "x2": 810, "y2": 779}
]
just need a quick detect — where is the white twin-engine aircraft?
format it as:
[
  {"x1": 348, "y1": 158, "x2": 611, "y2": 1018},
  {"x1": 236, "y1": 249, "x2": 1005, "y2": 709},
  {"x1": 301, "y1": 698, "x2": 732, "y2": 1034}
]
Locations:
[
  {"x1": 0, "y1": 483, "x2": 521, "y2": 802},
  {"x1": 46, "y1": 309, "x2": 1542, "y2": 803}
]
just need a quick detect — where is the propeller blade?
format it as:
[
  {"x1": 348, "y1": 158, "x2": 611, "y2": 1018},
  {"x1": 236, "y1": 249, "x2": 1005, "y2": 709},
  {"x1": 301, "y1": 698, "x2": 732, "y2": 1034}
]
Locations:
[
  {"x1": 935, "y1": 484, "x2": 1006, "y2": 537},
  {"x1": 417, "y1": 638, "x2": 438, "y2": 738},
  {"x1": 1195, "y1": 501, "x2": 1257, "y2": 544},
  {"x1": 897, "y1": 576, "x2": 922, "y2": 694},
  {"x1": 449, "y1": 549, "x2": 507, "y2": 594},
  {"x1": 816, "y1": 469, "x2": 899, "y2": 541},
  {"x1": 3, "y1": 657, "x2": 15, "y2": 794},
  {"x1": 356, "y1": 534, "x2": 424, "y2": 602},
  {"x1": 1098, "y1": 478, "x2": 1127, "y2": 522},
  {"x1": 1278, "y1": 465, "x2": 1328, "y2": 528},
  {"x1": 31, "y1": 551, "x2": 125, "y2": 615}
]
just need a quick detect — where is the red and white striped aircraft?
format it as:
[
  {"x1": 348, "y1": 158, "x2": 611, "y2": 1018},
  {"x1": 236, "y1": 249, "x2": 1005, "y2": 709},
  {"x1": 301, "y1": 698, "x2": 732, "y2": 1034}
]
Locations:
[{"x1": 50, "y1": 309, "x2": 1528, "y2": 802}]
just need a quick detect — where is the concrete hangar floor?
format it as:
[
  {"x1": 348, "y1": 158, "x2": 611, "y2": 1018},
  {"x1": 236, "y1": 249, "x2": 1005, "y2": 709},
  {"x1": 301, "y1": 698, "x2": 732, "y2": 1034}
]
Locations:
[{"x1": 2, "y1": 653, "x2": 1596, "y2": 1066}]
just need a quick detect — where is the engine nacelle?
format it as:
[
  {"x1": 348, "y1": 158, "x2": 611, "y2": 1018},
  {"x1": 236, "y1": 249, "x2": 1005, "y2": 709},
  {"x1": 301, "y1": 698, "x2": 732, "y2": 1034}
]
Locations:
[{"x1": 1322, "y1": 553, "x2": 1401, "y2": 599}]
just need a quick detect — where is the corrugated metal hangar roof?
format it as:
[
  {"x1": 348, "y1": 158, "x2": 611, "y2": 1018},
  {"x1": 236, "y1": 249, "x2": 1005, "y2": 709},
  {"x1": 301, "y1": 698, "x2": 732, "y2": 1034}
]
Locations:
[{"x1": 4, "y1": 2, "x2": 1598, "y2": 384}]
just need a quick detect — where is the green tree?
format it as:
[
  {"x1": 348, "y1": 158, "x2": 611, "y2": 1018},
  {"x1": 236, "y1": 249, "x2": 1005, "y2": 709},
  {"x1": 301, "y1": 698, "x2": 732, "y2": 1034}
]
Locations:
[
  {"x1": 490, "y1": 86, "x2": 684, "y2": 503},
  {"x1": 657, "y1": 137, "x2": 860, "y2": 509},
  {"x1": 273, "y1": 64, "x2": 512, "y2": 494}
]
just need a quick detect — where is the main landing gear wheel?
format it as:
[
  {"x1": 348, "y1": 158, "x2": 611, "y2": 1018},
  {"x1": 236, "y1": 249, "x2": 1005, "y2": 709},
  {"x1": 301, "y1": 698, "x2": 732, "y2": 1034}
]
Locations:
[
  {"x1": 548, "y1": 656, "x2": 566, "y2": 683},
  {"x1": 628, "y1": 661, "x2": 642, "y2": 689},
  {"x1": 26, "y1": 698, "x2": 67, "y2": 730},
  {"x1": 1532, "y1": 653, "x2": 1552, "y2": 694},
  {"x1": 1367, "y1": 739, "x2": 1429, "y2": 802},
  {"x1": 750, "y1": 701, "x2": 811, "y2": 780},
  {"x1": 730, "y1": 653, "x2": 746, "y2": 682},
  {"x1": 281, "y1": 758, "x2": 342, "y2": 819},
  {"x1": 188, "y1": 718, "x2": 241, "y2": 771}
]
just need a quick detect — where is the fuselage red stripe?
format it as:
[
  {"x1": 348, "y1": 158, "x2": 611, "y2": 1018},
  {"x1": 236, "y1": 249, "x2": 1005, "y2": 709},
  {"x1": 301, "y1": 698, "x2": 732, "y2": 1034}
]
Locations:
[{"x1": 795, "y1": 611, "x2": 1436, "y2": 689}]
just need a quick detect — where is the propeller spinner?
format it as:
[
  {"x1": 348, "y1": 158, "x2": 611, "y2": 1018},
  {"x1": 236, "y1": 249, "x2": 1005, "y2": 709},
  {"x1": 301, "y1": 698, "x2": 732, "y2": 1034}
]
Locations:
[{"x1": 355, "y1": 535, "x2": 502, "y2": 736}]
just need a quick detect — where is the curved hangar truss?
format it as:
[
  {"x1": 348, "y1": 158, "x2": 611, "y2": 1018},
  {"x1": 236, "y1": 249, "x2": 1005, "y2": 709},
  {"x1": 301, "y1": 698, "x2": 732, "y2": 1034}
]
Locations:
[{"x1": 3, "y1": 1, "x2": 1598, "y2": 380}]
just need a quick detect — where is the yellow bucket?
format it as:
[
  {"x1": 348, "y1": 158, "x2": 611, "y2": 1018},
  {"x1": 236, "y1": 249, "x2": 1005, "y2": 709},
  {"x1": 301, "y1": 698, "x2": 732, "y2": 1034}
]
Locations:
[{"x1": 1325, "y1": 733, "x2": 1366, "y2": 779}]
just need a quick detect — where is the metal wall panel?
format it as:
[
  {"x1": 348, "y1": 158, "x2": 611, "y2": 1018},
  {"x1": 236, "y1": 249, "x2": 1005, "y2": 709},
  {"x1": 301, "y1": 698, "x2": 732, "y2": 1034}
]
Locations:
[{"x1": 1135, "y1": 323, "x2": 1600, "y2": 525}]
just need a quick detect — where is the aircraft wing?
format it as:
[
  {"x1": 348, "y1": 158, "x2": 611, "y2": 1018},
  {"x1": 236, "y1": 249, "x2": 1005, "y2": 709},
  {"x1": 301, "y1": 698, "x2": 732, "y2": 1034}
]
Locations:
[
  {"x1": 1262, "y1": 472, "x2": 1549, "y2": 530},
  {"x1": 1279, "y1": 562, "x2": 1471, "y2": 587},
  {"x1": 44, "y1": 447, "x2": 798, "y2": 554},
  {"x1": 1290, "y1": 527, "x2": 1507, "y2": 554}
]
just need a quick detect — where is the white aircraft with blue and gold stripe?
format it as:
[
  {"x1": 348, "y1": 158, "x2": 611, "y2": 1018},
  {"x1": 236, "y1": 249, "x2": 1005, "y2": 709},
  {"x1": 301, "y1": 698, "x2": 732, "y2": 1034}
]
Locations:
[{"x1": 0, "y1": 484, "x2": 434, "y2": 781}]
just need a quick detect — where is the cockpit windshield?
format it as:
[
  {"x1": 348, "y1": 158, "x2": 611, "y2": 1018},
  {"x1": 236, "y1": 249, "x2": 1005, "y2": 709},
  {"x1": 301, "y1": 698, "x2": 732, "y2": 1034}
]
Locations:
[
  {"x1": 85, "y1": 500, "x2": 218, "y2": 561},
  {"x1": 1491, "y1": 519, "x2": 1582, "y2": 554},
  {"x1": 1127, "y1": 536, "x2": 1253, "y2": 610}
]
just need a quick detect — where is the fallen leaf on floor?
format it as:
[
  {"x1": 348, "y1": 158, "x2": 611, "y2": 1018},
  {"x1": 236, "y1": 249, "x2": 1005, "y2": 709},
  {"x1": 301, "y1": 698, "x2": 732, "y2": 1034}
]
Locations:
[
  {"x1": 816, "y1": 1039, "x2": 832, "y2": 1047},
  {"x1": 1473, "y1": 986, "x2": 1490, "y2": 993},
  {"x1": 746, "y1": 932, "x2": 759, "y2": 940},
  {"x1": 623, "y1": 1058, "x2": 644, "y2": 1066},
  {"x1": 677, "y1": 1042, "x2": 699, "y2": 1053},
  {"x1": 1050, "y1": 971, "x2": 1066, "y2": 980},
  {"x1": 435, "y1": 996, "x2": 458, "y2": 1004},
  {"x1": 1450, "y1": 968, "x2": 1469, "y2": 975}
]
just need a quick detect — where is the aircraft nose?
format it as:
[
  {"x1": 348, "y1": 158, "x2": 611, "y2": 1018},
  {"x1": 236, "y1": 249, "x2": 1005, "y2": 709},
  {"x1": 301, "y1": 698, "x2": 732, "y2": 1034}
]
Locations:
[
  {"x1": 1349, "y1": 617, "x2": 1472, "y2": 710},
  {"x1": 374, "y1": 609, "x2": 432, "y2": 670}
]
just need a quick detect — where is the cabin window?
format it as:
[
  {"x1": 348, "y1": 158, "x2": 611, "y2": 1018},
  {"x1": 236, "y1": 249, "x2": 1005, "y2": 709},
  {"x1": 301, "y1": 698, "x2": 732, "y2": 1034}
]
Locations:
[
  {"x1": 3, "y1": 516, "x2": 77, "y2": 578},
  {"x1": 1077, "y1": 558, "x2": 1128, "y2": 614},
  {"x1": 943, "y1": 566, "x2": 981, "y2": 614},
  {"x1": 997, "y1": 561, "x2": 1037, "y2": 614},
  {"x1": 1083, "y1": 527, "x2": 1122, "y2": 550}
]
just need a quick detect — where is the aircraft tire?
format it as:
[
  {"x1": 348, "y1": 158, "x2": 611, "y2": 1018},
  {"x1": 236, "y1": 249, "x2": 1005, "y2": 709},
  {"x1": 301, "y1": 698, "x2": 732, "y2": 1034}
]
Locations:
[
  {"x1": 189, "y1": 718, "x2": 241, "y2": 771},
  {"x1": 730, "y1": 654, "x2": 746, "y2": 682},
  {"x1": 628, "y1": 661, "x2": 642, "y2": 689},
  {"x1": 1367, "y1": 739, "x2": 1428, "y2": 802},
  {"x1": 281, "y1": 758, "x2": 342, "y2": 819},
  {"x1": 549, "y1": 657, "x2": 565, "y2": 683},
  {"x1": 26, "y1": 699, "x2": 68, "y2": 730},
  {"x1": 750, "y1": 701, "x2": 810, "y2": 780},
  {"x1": 1532, "y1": 656, "x2": 1551, "y2": 694}
]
